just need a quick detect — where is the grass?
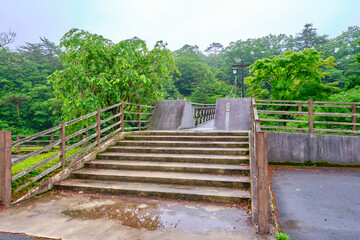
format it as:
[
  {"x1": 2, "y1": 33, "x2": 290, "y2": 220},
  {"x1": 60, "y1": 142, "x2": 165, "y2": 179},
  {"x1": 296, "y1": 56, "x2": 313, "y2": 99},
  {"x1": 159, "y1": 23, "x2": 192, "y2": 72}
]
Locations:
[
  {"x1": 11, "y1": 147, "x2": 84, "y2": 199},
  {"x1": 12, "y1": 146, "x2": 60, "y2": 155}
]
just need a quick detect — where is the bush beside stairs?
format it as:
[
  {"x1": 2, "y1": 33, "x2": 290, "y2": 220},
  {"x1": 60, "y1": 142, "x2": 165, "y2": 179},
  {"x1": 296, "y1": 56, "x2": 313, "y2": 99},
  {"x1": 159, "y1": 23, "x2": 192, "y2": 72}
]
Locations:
[{"x1": 55, "y1": 131, "x2": 251, "y2": 203}]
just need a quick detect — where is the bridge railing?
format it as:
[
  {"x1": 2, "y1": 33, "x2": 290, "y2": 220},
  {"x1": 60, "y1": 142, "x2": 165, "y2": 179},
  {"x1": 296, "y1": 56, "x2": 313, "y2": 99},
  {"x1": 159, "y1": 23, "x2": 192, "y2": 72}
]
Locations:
[
  {"x1": 192, "y1": 103, "x2": 216, "y2": 126},
  {"x1": 250, "y1": 96, "x2": 270, "y2": 235},
  {"x1": 256, "y1": 99, "x2": 360, "y2": 135},
  {"x1": 1, "y1": 101, "x2": 153, "y2": 206}
]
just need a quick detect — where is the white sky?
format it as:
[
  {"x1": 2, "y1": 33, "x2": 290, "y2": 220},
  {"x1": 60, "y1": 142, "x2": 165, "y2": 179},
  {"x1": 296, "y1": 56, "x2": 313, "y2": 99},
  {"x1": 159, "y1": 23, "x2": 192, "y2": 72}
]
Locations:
[{"x1": 1, "y1": 0, "x2": 360, "y2": 51}]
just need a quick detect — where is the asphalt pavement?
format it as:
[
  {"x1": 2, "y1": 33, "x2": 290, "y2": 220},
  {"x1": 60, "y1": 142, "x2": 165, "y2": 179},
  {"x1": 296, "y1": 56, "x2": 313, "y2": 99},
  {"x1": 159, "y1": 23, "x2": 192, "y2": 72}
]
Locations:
[{"x1": 270, "y1": 166, "x2": 360, "y2": 240}]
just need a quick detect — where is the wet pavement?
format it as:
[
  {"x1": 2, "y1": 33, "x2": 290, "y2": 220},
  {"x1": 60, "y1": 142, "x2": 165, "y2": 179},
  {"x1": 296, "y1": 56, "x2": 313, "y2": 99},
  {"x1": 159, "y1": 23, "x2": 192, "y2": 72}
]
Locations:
[
  {"x1": 270, "y1": 166, "x2": 360, "y2": 240},
  {"x1": 0, "y1": 191, "x2": 269, "y2": 240}
]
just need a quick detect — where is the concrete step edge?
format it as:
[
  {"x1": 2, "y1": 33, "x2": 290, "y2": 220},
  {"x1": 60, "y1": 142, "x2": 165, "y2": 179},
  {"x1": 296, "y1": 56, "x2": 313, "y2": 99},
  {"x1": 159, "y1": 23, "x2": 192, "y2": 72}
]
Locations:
[{"x1": 55, "y1": 179, "x2": 251, "y2": 203}]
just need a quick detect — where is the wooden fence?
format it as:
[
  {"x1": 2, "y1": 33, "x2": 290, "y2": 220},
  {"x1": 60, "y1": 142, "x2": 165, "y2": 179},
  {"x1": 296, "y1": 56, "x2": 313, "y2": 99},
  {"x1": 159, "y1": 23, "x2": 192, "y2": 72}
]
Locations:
[
  {"x1": 0, "y1": 101, "x2": 153, "y2": 206},
  {"x1": 250, "y1": 96, "x2": 270, "y2": 235},
  {"x1": 256, "y1": 99, "x2": 360, "y2": 135}
]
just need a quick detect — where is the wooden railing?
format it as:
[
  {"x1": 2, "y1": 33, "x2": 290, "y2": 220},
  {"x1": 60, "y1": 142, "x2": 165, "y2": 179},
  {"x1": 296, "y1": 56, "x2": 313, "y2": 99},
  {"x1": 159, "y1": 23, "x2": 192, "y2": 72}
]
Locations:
[
  {"x1": 256, "y1": 99, "x2": 360, "y2": 135},
  {"x1": 192, "y1": 103, "x2": 216, "y2": 126},
  {"x1": 250, "y1": 96, "x2": 270, "y2": 235},
  {"x1": 0, "y1": 101, "x2": 153, "y2": 206}
]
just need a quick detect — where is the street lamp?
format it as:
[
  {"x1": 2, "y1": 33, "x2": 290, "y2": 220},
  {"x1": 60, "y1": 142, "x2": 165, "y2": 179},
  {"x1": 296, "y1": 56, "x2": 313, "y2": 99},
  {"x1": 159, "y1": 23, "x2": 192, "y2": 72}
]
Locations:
[
  {"x1": 233, "y1": 62, "x2": 251, "y2": 98},
  {"x1": 232, "y1": 67, "x2": 238, "y2": 98}
]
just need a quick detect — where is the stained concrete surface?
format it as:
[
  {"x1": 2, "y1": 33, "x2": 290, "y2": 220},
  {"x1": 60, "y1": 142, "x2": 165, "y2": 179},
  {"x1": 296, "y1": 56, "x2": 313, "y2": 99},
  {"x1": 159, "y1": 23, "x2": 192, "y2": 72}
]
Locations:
[
  {"x1": 270, "y1": 166, "x2": 360, "y2": 240},
  {"x1": 148, "y1": 100, "x2": 195, "y2": 130},
  {"x1": 214, "y1": 98, "x2": 251, "y2": 131},
  {"x1": 268, "y1": 132, "x2": 360, "y2": 164},
  {"x1": 0, "y1": 191, "x2": 270, "y2": 240}
]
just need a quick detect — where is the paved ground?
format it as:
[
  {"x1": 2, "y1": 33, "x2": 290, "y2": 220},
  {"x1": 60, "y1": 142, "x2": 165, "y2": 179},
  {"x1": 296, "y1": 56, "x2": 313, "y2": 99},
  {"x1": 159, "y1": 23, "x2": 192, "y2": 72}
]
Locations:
[
  {"x1": 0, "y1": 191, "x2": 271, "y2": 240},
  {"x1": 185, "y1": 119, "x2": 215, "y2": 132},
  {"x1": 270, "y1": 166, "x2": 360, "y2": 240}
]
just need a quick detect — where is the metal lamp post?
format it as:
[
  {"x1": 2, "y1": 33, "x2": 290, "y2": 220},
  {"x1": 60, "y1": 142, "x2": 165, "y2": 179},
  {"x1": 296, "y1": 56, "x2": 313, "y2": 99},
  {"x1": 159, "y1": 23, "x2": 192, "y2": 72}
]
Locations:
[
  {"x1": 233, "y1": 62, "x2": 251, "y2": 98},
  {"x1": 232, "y1": 67, "x2": 238, "y2": 98}
]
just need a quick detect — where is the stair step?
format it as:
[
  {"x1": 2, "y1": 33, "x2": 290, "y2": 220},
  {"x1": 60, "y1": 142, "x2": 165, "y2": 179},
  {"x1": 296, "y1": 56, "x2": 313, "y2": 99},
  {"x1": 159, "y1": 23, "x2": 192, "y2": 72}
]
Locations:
[
  {"x1": 97, "y1": 152, "x2": 249, "y2": 164},
  {"x1": 85, "y1": 160, "x2": 250, "y2": 175},
  {"x1": 125, "y1": 135, "x2": 248, "y2": 142},
  {"x1": 55, "y1": 179, "x2": 250, "y2": 204},
  {"x1": 132, "y1": 131, "x2": 249, "y2": 136},
  {"x1": 71, "y1": 169, "x2": 250, "y2": 188},
  {"x1": 117, "y1": 140, "x2": 249, "y2": 148},
  {"x1": 107, "y1": 146, "x2": 249, "y2": 155}
]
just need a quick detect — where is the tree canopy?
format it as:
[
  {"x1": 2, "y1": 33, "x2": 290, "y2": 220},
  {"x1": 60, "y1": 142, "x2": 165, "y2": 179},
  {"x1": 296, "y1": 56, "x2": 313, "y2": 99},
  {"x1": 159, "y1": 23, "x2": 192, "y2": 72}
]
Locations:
[
  {"x1": 49, "y1": 29, "x2": 178, "y2": 121},
  {"x1": 245, "y1": 49, "x2": 338, "y2": 100}
]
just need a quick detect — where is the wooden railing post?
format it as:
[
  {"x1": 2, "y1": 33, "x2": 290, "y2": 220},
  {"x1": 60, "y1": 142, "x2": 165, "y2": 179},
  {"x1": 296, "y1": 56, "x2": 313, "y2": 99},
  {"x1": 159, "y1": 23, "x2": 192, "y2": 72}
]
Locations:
[
  {"x1": 59, "y1": 122, "x2": 66, "y2": 169},
  {"x1": 16, "y1": 134, "x2": 20, "y2": 154},
  {"x1": 298, "y1": 103, "x2": 303, "y2": 118},
  {"x1": 50, "y1": 134, "x2": 54, "y2": 145},
  {"x1": 0, "y1": 131, "x2": 11, "y2": 207},
  {"x1": 256, "y1": 131, "x2": 270, "y2": 235},
  {"x1": 120, "y1": 100, "x2": 124, "y2": 132},
  {"x1": 50, "y1": 133, "x2": 55, "y2": 151},
  {"x1": 352, "y1": 104, "x2": 357, "y2": 135},
  {"x1": 308, "y1": 99, "x2": 314, "y2": 134},
  {"x1": 138, "y1": 103, "x2": 141, "y2": 131},
  {"x1": 96, "y1": 109, "x2": 101, "y2": 146}
]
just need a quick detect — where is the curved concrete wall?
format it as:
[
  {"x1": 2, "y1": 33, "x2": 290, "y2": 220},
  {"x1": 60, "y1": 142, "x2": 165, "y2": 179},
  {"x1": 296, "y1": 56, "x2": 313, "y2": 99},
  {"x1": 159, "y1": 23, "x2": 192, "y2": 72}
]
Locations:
[{"x1": 148, "y1": 100, "x2": 195, "y2": 130}]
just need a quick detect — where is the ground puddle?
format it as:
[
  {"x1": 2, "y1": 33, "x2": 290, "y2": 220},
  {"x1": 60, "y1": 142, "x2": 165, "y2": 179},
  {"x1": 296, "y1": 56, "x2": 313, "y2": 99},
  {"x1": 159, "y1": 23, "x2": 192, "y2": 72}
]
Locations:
[{"x1": 62, "y1": 202, "x2": 164, "y2": 231}]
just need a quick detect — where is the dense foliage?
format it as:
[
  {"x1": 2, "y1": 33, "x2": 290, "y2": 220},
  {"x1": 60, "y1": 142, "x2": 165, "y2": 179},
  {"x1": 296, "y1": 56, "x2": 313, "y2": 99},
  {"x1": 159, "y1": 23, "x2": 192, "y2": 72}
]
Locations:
[
  {"x1": 49, "y1": 29, "x2": 178, "y2": 121},
  {"x1": 0, "y1": 32, "x2": 63, "y2": 135},
  {"x1": 245, "y1": 49, "x2": 338, "y2": 100},
  {"x1": 0, "y1": 23, "x2": 359, "y2": 134}
]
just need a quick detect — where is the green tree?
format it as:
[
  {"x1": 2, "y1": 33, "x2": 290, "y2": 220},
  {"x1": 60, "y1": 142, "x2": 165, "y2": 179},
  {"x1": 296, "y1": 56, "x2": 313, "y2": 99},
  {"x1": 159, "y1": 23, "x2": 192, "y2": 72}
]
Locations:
[
  {"x1": 245, "y1": 49, "x2": 338, "y2": 100},
  {"x1": 2, "y1": 93, "x2": 30, "y2": 120},
  {"x1": 205, "y1": 42, "x2": 223, "y2": 68},
  {"x1": 296, "y1": 23, "x2": 328, "y2": 50},
  {"x1": 49, "y1": 28, "x2": 177, "y2": 121}
]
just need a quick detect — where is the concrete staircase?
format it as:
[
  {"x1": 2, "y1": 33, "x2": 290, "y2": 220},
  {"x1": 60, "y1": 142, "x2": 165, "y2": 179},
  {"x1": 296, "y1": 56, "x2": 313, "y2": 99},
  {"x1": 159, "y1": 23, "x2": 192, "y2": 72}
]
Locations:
[{"x1": 55, "y1": 131, "x2": 251, "y2": 203}]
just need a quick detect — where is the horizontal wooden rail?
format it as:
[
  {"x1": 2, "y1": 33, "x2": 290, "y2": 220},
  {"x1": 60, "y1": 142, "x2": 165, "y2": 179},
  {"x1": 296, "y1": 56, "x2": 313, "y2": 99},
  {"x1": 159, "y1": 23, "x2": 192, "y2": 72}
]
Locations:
[
  {"x1": 100, "y1": 102, "x2": 122, "y2": 113},
  {"x1": 314, "y1": 112, "x2": 360, "y2": 117},
  {"x1": 65, "y1": 123, "x2": 97, "y2": 141},
  {"x1": 261, "y1": 126, "x2": 309, "y2": 131},
  {"x1": 259, "y1": 118, "x2": 308, "y2": 124},
  {"x1": 314, "y1": 100, "x2": 360, "y2": 105},
  {"x1": 65, "y1": 111, "x2": 97, "y2": 126},
  {"x1": 100, "y1": 112, "x2": 122, "y2": 125},
  {"x1": 258, "y1": 110, "x2": 309, "y2": 116},
  {"x1": 12, "y1": 141, "x2": 61, "y2": 165},
  {"x1": 256, "y1": 103, "x2": 302, "y2": 107},
  {"x1": 9, "y1": 100, "x2": 154, "y2": 197},
  {"x1": 256, "y1": 99, "x2": 308, "y2": 103},
  {"x1": 254, "y1": 98, "x2": 359, "y2": 136},
  {"x1": 12, "y1": 125, "x2": 61, "y2": 147}
]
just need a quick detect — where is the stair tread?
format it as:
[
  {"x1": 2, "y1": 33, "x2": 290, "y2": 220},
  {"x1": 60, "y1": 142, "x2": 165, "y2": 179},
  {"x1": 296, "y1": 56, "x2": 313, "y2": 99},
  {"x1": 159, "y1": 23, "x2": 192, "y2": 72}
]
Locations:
[
  {"x1": 127, "y1": 135, "x2": 247, "y2": 139},
  {"x1": 87, "y1": 160, "x2": 250, "y2": 170},
  {"x1": 56, "y1": 179, "x2": 250, "y2": 198},
  {"x1": 98, "y1": 152, "x2": 249, "y2": 159},
  {"x1": 74, "y1": 169, "x2": 250, "y2": 183},
  {"x1": 119, "y1": 140, "x2": 248, "y2": 144},
  {"x1": 109, "y1": 146, "x2": 248, "y2": 151}
]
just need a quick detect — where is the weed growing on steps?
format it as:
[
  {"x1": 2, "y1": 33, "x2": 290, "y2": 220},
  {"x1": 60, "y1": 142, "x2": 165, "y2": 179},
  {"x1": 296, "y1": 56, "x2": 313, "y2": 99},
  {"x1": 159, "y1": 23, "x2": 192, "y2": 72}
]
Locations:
[{"x1": 276, "y1": 232, "x2": 290, "y2": 240}]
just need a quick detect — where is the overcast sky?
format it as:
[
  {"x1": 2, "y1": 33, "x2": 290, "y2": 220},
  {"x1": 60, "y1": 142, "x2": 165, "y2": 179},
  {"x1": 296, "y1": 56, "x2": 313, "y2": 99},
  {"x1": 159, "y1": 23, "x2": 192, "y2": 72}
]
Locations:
[{"x1": 1, "y1": 0, "x2": 359, "y2": 51}]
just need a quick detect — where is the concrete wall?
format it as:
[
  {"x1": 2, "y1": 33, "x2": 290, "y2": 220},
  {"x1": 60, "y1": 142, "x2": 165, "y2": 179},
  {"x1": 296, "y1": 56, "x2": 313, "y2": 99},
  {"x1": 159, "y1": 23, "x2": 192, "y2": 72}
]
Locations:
[
  {"x1": 214, "y1": 98, "x2": 251, "y2": 130},
  {"x1": 148, "y1": 100, "x2": 195, "y2": 130},
  {"x1": 268, "y1": 132, "x2": 360, "y2": 165}
]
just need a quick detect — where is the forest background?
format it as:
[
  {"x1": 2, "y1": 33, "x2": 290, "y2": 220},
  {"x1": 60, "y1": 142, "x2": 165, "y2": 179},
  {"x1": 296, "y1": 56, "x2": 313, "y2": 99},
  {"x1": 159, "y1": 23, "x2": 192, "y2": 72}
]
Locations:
[{"x1": 0, "y1": 23, "x2": 359, "y2": 135}]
